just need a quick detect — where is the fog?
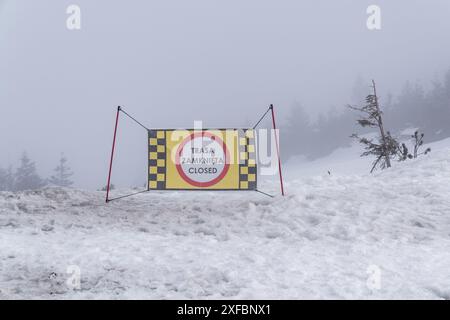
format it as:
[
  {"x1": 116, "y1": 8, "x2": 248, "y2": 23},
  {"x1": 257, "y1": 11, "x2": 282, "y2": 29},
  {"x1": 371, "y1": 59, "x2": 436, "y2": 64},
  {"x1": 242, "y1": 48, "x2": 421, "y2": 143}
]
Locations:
[{"x1": 1, "y1": 0, "x2": 449, "y2": 189}]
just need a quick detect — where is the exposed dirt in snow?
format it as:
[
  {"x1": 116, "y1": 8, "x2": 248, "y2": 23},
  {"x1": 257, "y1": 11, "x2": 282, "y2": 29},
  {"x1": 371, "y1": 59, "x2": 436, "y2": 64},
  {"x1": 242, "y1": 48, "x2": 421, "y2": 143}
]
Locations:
[{"x1": 1, "y1": 147, "x2": 450, "y2": 299}]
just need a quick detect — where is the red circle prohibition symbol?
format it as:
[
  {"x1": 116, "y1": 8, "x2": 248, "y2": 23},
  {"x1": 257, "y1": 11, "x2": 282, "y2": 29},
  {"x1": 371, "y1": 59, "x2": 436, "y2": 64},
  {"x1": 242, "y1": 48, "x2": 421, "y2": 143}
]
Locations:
[{"x1": 175, "y1": 132, "x2": 230, "y2": 187}]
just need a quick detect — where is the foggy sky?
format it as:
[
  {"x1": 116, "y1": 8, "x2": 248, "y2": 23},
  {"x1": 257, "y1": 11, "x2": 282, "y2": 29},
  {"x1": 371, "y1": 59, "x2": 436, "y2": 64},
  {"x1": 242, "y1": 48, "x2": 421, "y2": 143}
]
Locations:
[{"x1": 1, "y1": 0, "x2": 450, "y2": 189}]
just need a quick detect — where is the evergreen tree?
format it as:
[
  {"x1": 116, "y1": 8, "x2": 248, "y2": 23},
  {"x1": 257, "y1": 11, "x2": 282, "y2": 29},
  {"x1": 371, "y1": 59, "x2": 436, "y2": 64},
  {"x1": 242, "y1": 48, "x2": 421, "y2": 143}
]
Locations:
[
  {"x1": 0, "y1": 167, "x2": 6, "y2": 191},
  {"x1": 425, "y1": 70, "x2": 450, "y2": 139},
  {"x1": 0, "y1": 166, "x2": 15, "y2": 191},
  {"x1": 282, "y1": 101, "x2": 313, "y2": 159},
  {"x1": 311, "y1": 106, "x2": 356, "y2": 158},
  {"x1": 14, "y1": 153, "x2": 45, "y2": 191},
  {"x1": 5, "y1": 166, "x2": 15, "y2": 191},
  {"x1": 48, "y1": 153, "x2": 74, "y2": 187},
  {"x1": 349, "y1": 80, "x2": 396, "y2": 172},
  {"x1": 351, "y1": 131, "x2": 400, "y2": 173},
  {"x1": 387, "y1": 81, "x2": 426, "y2": 129}
]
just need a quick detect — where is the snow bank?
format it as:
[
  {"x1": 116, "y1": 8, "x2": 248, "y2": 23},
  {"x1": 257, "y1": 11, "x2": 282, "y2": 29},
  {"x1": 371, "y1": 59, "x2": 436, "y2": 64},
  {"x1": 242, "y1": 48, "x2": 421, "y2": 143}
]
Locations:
[{"x1": 0, "y1": 142, "x2": 450, "y2": 299}]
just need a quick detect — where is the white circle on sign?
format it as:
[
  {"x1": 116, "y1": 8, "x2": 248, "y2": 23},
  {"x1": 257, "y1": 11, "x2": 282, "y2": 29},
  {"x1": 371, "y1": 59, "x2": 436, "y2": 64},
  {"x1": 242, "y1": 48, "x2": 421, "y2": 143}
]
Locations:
[{"x1": 176, "y1": 132, "x2": 230, "y2": 187}]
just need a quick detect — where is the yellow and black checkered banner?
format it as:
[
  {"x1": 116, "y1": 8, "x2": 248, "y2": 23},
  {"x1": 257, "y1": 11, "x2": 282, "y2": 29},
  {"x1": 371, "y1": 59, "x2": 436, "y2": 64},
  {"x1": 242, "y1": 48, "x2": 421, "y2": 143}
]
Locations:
[{"x1": 148, "y1": 129, "x2": 257, "y2": 190}]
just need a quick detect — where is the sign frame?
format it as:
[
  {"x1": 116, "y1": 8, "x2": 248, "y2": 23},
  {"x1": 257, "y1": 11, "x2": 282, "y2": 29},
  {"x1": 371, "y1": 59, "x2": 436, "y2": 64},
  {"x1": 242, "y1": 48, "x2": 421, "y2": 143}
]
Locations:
[{"x1": 105, "y1": 105, "x2": 284, "y2": 203}]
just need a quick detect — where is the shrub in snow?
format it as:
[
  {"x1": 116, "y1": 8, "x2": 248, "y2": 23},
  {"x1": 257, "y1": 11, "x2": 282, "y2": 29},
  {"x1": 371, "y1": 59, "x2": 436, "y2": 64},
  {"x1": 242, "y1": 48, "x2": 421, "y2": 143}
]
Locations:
[{"x1": 397, "y1": 131, "x2": 431, "y2": 161}]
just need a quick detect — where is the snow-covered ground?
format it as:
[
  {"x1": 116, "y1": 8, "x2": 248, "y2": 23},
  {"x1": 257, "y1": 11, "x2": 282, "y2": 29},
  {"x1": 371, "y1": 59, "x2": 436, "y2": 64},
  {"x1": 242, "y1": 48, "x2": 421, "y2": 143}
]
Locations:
[{"x1": 1, "y1": 139, "x2": 450, "y2": 299}]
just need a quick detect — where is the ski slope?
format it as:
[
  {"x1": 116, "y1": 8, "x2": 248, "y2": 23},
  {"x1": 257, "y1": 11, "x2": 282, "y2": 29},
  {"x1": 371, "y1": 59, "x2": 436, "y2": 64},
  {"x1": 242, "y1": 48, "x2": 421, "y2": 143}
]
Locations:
[{"x1": 0, "y1": 139, "x2": 450, "y2": 299}]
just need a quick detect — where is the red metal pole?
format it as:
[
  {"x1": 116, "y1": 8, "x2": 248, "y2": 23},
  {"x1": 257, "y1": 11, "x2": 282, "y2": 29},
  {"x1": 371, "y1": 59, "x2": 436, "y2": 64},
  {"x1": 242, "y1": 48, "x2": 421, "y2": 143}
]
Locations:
[
  {"x1": 106, "y1": 106, "x2": 121, "y2": 203},
  {"x1": 270, "y1": 104, "x2": 285, "y2": 196}
]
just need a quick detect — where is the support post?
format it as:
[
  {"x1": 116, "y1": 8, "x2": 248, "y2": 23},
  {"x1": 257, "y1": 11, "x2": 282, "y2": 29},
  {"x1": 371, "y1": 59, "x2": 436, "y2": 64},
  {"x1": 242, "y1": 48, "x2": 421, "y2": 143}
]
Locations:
[
  {"x1": 270, "y1": 104, "x2": 285, "y2": 196},
  {"x1": 106, "y1": 106, "x2": 121, "y2": 203}
]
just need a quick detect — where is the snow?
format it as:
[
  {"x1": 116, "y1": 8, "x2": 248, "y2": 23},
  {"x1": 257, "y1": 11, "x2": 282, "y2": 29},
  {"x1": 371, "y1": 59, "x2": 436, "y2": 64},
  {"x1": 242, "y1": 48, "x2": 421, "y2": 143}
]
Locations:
[
  {"x1": 1, "y1": 139, "x2": 450, "y2": 299},
  {"x1": 285, "y1": 133, "x2": 448, "y2": 178}
]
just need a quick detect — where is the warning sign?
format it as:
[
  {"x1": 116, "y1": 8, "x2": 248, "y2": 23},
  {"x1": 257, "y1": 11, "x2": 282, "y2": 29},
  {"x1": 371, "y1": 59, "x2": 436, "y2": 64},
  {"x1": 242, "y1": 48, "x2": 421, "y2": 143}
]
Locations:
[{"x1": 148, "y1": 129, "x2": 257, "y2": 190}]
